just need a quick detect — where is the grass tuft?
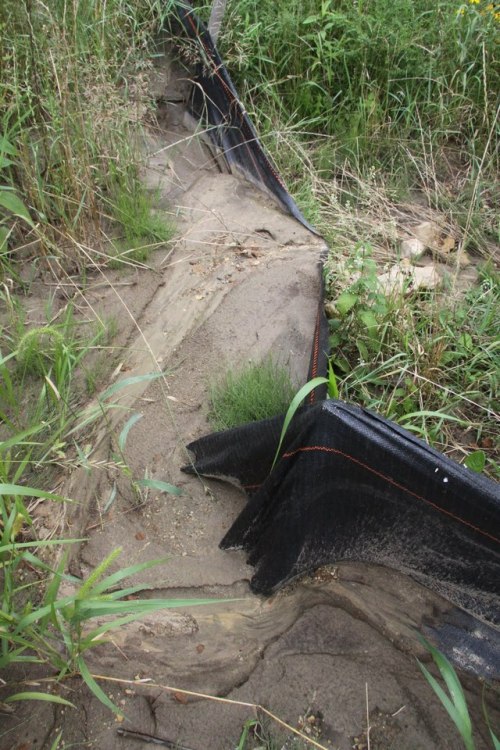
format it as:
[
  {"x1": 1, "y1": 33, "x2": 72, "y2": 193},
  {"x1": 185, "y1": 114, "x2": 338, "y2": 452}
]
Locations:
[{"x1": 209, "y1": 358, "x2": 295, "y2": 431}]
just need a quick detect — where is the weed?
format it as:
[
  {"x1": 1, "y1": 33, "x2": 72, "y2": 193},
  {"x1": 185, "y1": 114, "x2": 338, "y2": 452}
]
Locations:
[
  {"x1": 107, "y1": 180, "x2": 175, "y2": 267},
  {"x1": 324, "y1": 246, "x2": 499, "y2": 477},
  {"x1": 0, "y1": 0, "x2": 175, "y2": 267},
  {"x1": 418, "y1": 638, "x2": 500, "y2": 750},
  {"x1": 208, "y1": 358, "x2": 296, "y2": 432},
  {"x1": 0, "y1": 542, "x2": 219, "y2": 714},
  {"x1": 16, "y1": 327, "x2": 66, "y2": 379}
]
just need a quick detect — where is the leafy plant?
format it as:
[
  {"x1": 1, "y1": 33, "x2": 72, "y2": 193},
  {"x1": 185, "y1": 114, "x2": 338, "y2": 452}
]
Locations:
[
  {"x1": 323, "y1": 245, "x2": 499, "y2": 477},
  {"x1": 418, "y1": 637, "x2": 499, "y2": 750},
  {"x1": 325, "y1": 243, "x2": 390, "y2": 368},
  {"x1": 1, "y1": 544, "x2": 221, "y2": 714}
]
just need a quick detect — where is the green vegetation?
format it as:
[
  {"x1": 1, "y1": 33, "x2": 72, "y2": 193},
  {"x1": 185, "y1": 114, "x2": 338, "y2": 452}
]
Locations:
[
  {"x1": 219, "y1": 0, "x2": 498, "y2": 190},
  {"x1": 418, "y1": 638, "x2": 500, "y2": 750},
  {"x1": 214, "y1": 0, "x2": 499, "y2": 474},
  {"x1": 108, "y1": 181, "x2": 175, "y2": 266},
  {"x1": 209, "y1": 357, "x2": 296, "y2": 431},
  {"x1": 0, "y1": 0, "x2": 174, "y2": 268},
  {"x1": 1, "y1": 543, "x2": 216, "y2": 716},
  {"x1": 0, "y1": 0, "x2": 180, "y2": 716},
  {"x1": 324, "y1": 246, "x2": 499, "y2": 476},
  {"x1": 1, "y1": 0, "x2": 498, "y2": 738}
]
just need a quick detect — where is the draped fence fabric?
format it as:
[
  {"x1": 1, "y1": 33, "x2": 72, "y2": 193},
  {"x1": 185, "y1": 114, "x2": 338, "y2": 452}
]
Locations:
[
  {"x1": 173, "y1": 2, "x2": 318, "y2": 234},
  {"x1": 173, "y1": 1, "x2": 500, "y2": 675}
]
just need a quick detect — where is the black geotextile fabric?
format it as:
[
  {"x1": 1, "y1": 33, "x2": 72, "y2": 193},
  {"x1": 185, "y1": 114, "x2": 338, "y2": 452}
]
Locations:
[
  {"x1": 184, "y1": 400, "x2": 500, "y2": 628},
  {"x1": 173, "y1": 1, "x2": 500, "y2": 670},
  {"x1": 172, "y1": 2, "x2": 317, "y2": 234}
]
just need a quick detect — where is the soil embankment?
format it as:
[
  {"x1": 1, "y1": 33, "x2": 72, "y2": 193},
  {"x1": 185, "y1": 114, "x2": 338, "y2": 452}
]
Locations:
[{"x1": 2, "y1": 73, "x2": 498, "y2": 750}]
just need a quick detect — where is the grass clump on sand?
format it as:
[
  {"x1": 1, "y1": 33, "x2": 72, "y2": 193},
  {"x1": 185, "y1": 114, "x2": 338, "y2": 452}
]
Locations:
[
  {"x1": 209, "y1": 358, "x2": 295, "y2": 431},
  {"x1": 108, "y1": 180, "x2": 175, "y2": 267}
]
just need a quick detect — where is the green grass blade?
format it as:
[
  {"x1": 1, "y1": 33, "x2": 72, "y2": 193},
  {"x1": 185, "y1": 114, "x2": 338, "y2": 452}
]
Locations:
[
  {"x1": 482, "y1": 690, "x2": 500, "y2": 750},
  {"x1": 118, "y1": 413, "x2": 143, "y2": 451},
  {"x1": 428, "y1": 646, "x2": 472, "y2": 733},
  {"x1": 0, "y1": 539, "x2": 83, "y2": 559},
  {"x1": 15, "y1": 595, "x2": 76, "y2": 630},
  {"x1": 0, "y1": 484, "x2": 66, "y2": 502},
  {"x1": 417, "y1": 636, "x2": 475, "y2": 750},
  {"x1": 0, "y1": 424, "x2": 45, "y2": 451},
  {"x1": 237, "y1": 719, "x2": 258, "y2": 750},
  {"x1": 67, "y1": 403, "x2": 125, "y2": 437},
  {"x1": 73, "y1": 597, "x2": 226, "y2": 621},
  {"x1": 6, "y1": 692, "x2": 75, "y2": 708},
  {"x1": 76, "y1": 548, "x2": 122, "y2": 600},
  {"x1": 88, "y1": 557, "x2": 171, "y2": 596},
  {"x1": 0, "y1": 190, "x2": 34, "y2": 226},
  {"x1": 417, "y1": 660, "x2": 472, "y2": 746},
  {"x1": 78, "y1": 657, "x2": 122, "y2": 716},
  {"x1": 328, "y1": 359, "x2": 339, "y2": 399},
  {"x1": 100, "y1": 372, "x2": 165, "y2": 401},
  {"x1": 271, "y1": 377, "x2": 328, "y2": 471},
  {"x1": 135, "y1": 478, "x2": 182, "y2": 496},
  {"x1": 399, "y1": 411, "x2": 468, "y2": 425}
]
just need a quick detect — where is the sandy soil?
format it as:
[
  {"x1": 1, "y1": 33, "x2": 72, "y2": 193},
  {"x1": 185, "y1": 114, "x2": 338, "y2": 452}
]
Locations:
[{"x1": 2, "y1": 78, "x2": 499, "y2": 750}]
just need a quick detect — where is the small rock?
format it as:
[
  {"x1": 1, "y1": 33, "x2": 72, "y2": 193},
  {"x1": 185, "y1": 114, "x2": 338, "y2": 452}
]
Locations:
[
  {"x1": 173, "y1": 691, "x2": 189, "y2": 704},
  {"x1": 440, "y1": 234, "x2": 455, "y2": 254},
  {"x1": 378, "y1": 264, "x2": 441, "y2": 295},
  {"x1": 400, "y1": 237, "x2": 426, "y2": 260},
  {"x1": 412, "y1": 265, "x2": 441, "y2": 290},
  {"x1": 412, "y1": 221, "x2": 441, "y2": 249},
  {"x1": 324, "y1": 301, "x2": 337, "y2": 319}
]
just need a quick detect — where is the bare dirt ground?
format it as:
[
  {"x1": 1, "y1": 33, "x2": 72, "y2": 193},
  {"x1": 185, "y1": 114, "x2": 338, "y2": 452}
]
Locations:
[{"x1": 2, "y1": 79, "x2": 499, "y2": 750}]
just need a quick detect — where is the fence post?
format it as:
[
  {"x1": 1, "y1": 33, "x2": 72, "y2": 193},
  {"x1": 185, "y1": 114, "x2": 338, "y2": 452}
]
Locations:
[{"x1": 208, "y1": 0, "x2": 227, "y2": 43}]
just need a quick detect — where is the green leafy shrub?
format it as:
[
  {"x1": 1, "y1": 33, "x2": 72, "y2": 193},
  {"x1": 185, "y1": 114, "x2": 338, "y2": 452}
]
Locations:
[{"x1": 324, "y1": 246, "x2": 499, "y2": 476}]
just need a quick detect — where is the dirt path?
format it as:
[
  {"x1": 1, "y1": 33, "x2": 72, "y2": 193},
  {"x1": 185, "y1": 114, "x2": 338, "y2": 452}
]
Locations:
[{"x1": 2, "y1": 89, "x2": 498, "y2": 750}]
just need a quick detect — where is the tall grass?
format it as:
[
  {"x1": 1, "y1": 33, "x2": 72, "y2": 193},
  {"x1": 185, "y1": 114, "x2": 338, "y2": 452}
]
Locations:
[
  {"x1": 210, "y1": 0, "x2": 500, "y2": 472},
  {"x1": 218, "y1": 0, "x2": 498, "y2": 173},
  {"x1": 0, "y1": 0, "x2": 174, "y2": 267}
]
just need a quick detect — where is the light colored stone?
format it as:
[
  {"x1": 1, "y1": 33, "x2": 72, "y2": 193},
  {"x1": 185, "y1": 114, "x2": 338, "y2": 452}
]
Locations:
[
  {"x1": 378, "y1": 263, "x2": 441, "y2": 295},
  {"x1": 324, "y1": 300, "x2": 337, "y2": 319},
  {"x1": 413, "y1": 221, "x2": 441, "y2": 249},
  {"x1": 400, "y1": 237, "x2": 426, "y2": 260}
]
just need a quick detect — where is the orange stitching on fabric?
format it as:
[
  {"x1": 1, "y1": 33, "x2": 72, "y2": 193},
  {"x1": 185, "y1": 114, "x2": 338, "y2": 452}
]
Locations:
[
  {"x1": 282, "y1": 445, "x2": 500, "y2": 545},
  {"x1": 185, "y1": 13, "x2": 288, "y2": 190},
  {"x1": 308, "y1": 307, "x2": 322, "y2": 405}
]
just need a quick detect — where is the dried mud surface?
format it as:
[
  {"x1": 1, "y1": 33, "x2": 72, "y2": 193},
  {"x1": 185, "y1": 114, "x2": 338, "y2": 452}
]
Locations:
[{"x1": 2, "y1": 95, "x2": 499, "y2": 750}]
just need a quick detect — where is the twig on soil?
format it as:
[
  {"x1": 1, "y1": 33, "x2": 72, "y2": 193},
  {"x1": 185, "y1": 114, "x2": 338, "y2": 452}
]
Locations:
[
  {"x1": 365, "y1": 683, "x2": 371, "y2": 750},
  {"x1": 91, "y1": 673, "x2": 331, "y2": 750},
  {"x1": 116, "y1": 727, "x2": 195, "y2": 749}
]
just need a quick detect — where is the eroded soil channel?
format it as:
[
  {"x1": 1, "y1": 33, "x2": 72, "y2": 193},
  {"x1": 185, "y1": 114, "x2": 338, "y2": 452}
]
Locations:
[{"x1": 3, "y1": 82, "x2": 498, "y2": 750}]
